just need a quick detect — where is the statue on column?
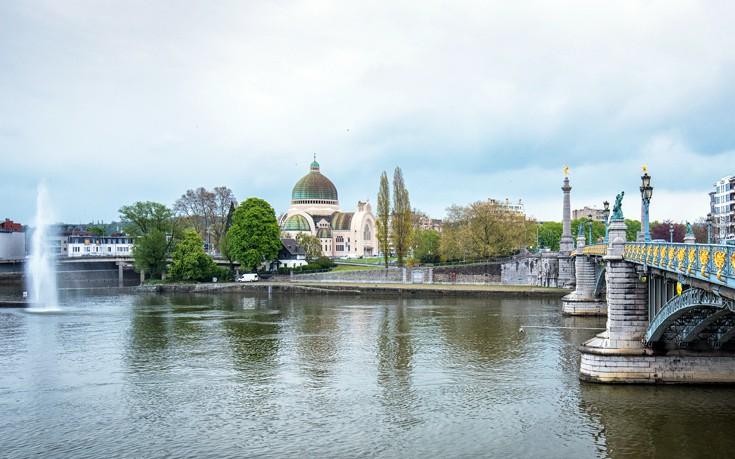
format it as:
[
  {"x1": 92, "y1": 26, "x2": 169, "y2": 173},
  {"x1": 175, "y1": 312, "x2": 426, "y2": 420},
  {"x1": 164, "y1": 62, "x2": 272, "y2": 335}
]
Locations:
[{"x1": 612, "y1": 191, "x2": 625, "y2": 220}]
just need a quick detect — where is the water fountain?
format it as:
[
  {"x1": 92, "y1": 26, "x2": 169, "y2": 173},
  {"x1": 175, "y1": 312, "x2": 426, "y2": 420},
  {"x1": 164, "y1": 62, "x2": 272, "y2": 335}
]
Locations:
[{"x1": 24, "y1": 183, "x2": 60, "y2": 310}]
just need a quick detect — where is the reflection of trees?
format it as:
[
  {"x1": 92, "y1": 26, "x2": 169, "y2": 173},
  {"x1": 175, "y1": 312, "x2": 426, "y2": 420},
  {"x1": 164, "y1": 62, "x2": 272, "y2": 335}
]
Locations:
[
  {"x1": 376, "y1": 300, "x2": 419, "y2": 428},
  {"x1": 579, "y1": 383, "x2": 735, "y2": 457}
]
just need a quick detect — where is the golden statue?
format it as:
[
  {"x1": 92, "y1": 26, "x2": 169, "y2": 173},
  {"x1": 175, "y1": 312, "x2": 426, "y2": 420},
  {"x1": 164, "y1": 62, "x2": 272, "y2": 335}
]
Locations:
[
  {"x1": 564, "y1": 166, "x2": 569, "y2": 176},
  {"x1": 642, "y1": 165, "x2": 647, "y2": 174}
]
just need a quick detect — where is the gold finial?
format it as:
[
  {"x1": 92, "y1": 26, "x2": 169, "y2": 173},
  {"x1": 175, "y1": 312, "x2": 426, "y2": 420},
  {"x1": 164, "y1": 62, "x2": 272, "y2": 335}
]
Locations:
[
  {"x1": 642, "y1": 165, "x2": 647, "y2": 174},
  {"x1": 563, "y1": 166, "x2": 569, "y2": 176}
]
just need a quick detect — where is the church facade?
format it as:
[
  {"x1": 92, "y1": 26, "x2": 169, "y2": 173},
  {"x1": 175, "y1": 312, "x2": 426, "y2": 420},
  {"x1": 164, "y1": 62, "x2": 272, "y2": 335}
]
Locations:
[{"x1": 279, "y1": 159, "x2": 378, "y2": 258}]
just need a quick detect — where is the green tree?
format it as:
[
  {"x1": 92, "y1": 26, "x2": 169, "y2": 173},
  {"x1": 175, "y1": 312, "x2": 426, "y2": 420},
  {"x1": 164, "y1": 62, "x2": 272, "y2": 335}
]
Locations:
[
  {"x1": 86, "y1": 225, "x2": 106, "y2": 237},
  {"x1": 625, "y1": 219, "x2": 641, "y2": 242},
  {"x1": 412, "y1": 228, "x2": 441, "y2": 263},
  {"x1": 295, "y1": 232, "x2": 322, "y2": 261},
  {"x1": 227, "y1": 197, "x2": 282, "y2": 271},
  {"x1": 390, "y1": 167, "x2": 412, "y2": 267},
  {"x1": 535, "y1": 221, "x2": 562, "y2": 251},
  {"x1": 376, "y1": 171, "x2": 391, "y2": 267},
  {"x1": 173, "y1": 186, "x2": 237, "y2": 253},
  {"x1": 571, "y1": 218, "x2": 606, "y2": 244},
  {"x1": 168, "y1": 230, "x2": 219, "y2": 281},
  {"x1": 119, "y1": 201, "x2": 177, "y2": 279},
  {"x1": 439, "y1": 201, "x2": 533, "y2": 260}
]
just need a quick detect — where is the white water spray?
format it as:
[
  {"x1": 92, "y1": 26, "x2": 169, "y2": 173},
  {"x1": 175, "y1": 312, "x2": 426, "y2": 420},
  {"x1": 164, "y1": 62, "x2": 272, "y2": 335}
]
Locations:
[{"x1": 25, "y1": 183, "x2": 59, "y2": 310}]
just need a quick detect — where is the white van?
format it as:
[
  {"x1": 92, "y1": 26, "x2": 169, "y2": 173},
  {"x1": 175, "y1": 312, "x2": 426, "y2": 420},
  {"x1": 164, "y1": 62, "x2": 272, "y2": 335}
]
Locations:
[{"x1": 237, "y1": 273, "x2": 259, "y2": 282}]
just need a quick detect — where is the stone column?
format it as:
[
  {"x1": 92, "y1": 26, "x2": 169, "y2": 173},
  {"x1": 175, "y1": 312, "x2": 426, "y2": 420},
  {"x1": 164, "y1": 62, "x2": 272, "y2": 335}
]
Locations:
[
  {"x1": 604, "y1": 219, "x2": 648, "y2": 348},
  {"x1": 559, "y1": 176, "x2": 574, "y2": 253},
  {"x1": 575, "y1": 233, "x2": 595, "y2": 298}
]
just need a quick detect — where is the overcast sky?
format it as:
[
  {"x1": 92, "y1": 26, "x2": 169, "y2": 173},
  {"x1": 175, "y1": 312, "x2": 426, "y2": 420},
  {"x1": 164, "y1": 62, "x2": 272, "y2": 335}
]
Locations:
[{"x1": 2, "y1": 0, "x2": 733, "y2": 228}]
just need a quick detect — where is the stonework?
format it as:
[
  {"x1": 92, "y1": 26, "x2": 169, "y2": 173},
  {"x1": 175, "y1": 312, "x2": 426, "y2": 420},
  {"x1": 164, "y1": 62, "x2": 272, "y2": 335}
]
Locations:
[
  {"x1": 559, "y1": 176, "x2": 574, "y2": 254},
  {"x1": 562, "y1": 233, "x2": 606, "y2": 315}
]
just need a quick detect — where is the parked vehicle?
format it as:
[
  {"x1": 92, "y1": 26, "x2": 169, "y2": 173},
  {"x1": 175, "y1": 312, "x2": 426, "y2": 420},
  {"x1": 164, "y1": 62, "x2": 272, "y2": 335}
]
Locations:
[{"x1": 237, "y1": 273, "x2": 259, "y2": 282}]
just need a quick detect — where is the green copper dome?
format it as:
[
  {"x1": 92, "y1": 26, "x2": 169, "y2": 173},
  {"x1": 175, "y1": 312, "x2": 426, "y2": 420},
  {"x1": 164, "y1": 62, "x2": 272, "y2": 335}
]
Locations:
[
  {"x1": 283, "y1": 214, "x2": 312, "y2": 231},
  {"x1": 291, "y1": 160, "x2": 338, "y2": 202}
]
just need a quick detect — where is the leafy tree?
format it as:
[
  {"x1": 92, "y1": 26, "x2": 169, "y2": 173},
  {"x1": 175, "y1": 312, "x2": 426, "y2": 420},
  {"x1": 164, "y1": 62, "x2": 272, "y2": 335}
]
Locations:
[
  {"x1": 227, "y1": 197, "x2": 282, "y2": 271},
  {"x1": 86, "y1": 225, "x2": 106, "y2": 237},
  {"x1": 119, "y1": 201, "x2": 178, "y2": 279},
  {"x1": 390, "y1": 167, "x2": 412, "y2": 267},
  {"x1": 295, "y1": 232, "x2": 322, "y2": 261},
  {"x1": 439, "y1": 200, "x2": 533, "y2": 260},
  {"x1": 412, "y1": 228, "x2": 441, "y2": 263},
  {"x1": 376, "y1": 171, "x2": 390, "y2": 267},
  {"x1": 173, "y1": 186, "x2": 237, "y2": 252},
  {"x1": 535, "y1": 221, "x2": 562, "y2": 251},
  {"x1": 571, "y1": 218, "x2": 606, "y2": 244},
  {"x1": 650, "y1": 220, "x2": 687, "y2": 243},
  {"x1": 625, "y1": 219, "x2": 641, "y2": 242},
  {"x1": 168, "y1": 230, "x2": 219, "y2": 281},
  {"x1": 219, "y1": 201, "x2": 237, "y2": 271}
]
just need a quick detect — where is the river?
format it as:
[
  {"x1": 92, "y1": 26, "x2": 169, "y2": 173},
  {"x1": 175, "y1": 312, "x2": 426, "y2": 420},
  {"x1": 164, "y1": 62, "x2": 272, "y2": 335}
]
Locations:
[{"x1": 2, "y1": 290, "x2": 735, "y2": 458}]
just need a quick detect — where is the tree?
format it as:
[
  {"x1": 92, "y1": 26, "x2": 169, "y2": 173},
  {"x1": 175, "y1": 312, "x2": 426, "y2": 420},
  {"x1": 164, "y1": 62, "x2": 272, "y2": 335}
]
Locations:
[
  {"x1": 390, "y1": 167, "x2": 412, "y2": 267},
  {"x1": 535, "y1": 221, "x2": 562, "y2": 251},
  {"x1": 219, "y1": 201, "x2": 237, "y2": 271},
  {"x1": 119, "y1": 201, "x2": 178, "y2": 279},
  {"x1": 376, "y1": 171, "x2": 390, "y2": 267},
  {"x1": 412, "y1": 228, "x2": 441, "y2": 263},
  {"x1": 168, "y1": 230, "x2": 219, "y2": 281},
  {"x1": 86, "y1": 225, "x2": 106, "y2": 237},
  {"x1": 295, "y1": 232, "x2": 322, "y2": 261},
  {"x1": 439, "y1": 200, "x2": 533, "y2": 261},
  {"x1": 625, "y1": 219, "x2": 641, "y2": 242},
  {"x1": 227, "y1": 197, "x2": 282, "y2": 271},
  {"x1": 571, "y1": 218, "x2": 606, "y2": 244},
  {"x1": 173, "y1": 186, "x2": 237, "y2": 252}
]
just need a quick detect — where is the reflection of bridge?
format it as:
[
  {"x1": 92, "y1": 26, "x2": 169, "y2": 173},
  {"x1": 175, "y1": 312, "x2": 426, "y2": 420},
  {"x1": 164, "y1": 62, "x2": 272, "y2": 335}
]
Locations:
[{"x1": 572, "y1": 219, "x2": 735, "y2": 383}]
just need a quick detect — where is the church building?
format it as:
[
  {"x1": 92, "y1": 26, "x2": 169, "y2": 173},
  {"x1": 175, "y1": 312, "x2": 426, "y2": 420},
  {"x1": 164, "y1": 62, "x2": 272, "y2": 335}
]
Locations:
[{"x1": 280, "y1": 158, "x2": 378, "y2": 258}]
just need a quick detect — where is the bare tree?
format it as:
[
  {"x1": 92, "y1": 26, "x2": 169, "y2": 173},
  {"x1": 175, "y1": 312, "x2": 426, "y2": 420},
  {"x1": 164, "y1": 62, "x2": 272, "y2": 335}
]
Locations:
[{"x1": 173, "y1": 186, "x2": 237, "y2": 252}]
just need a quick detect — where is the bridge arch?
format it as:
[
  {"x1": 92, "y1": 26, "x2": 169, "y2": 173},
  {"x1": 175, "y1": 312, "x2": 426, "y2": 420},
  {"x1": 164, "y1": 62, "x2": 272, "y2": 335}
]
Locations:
[
  {"x1": 594, "y1": 263, "x2": 606, "y2": 298},
  {"x1": 645, "y1": 288, "x2": 735, "y2": 349}
]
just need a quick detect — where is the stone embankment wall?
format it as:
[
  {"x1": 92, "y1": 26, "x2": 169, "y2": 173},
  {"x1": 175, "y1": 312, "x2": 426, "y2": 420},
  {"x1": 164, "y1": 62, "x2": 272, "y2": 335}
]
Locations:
[
  {"x1": 501, "y1": 253, "x2": 575, "y2": 288},
  {"x1": 292, "y1": 263, "x2": 502, "y2": 285}
]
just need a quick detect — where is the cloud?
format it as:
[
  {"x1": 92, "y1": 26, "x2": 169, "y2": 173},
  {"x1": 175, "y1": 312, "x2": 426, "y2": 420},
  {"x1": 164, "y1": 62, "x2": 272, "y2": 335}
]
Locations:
[{"x1": 1, "y1": 1, "x2": 734, "y2": 226}]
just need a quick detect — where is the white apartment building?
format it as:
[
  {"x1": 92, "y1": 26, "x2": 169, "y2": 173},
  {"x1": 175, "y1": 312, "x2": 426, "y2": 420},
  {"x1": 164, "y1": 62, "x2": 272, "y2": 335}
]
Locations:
[
  {"x1": 711, "y1": 175, "x2": 735, "y2": 242},
  {"x1": 67, "y1": 233, "x2": 134, "y2": 257}
]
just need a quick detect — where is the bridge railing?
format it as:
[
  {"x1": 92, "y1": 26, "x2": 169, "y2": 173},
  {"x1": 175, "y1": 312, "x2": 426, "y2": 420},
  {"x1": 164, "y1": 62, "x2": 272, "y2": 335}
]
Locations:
[
  {"x1": 624, "y1": 242, "x2": 735, "y2": 289},
  {"x1": 570, "y1": 243, "x2": 607, "y2": 257}
]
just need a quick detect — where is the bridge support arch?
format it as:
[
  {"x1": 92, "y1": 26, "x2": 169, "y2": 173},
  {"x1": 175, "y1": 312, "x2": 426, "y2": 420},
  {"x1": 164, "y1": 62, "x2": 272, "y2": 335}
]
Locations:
[{"x1": 562, "y1": 233, "x2": 607, "y2": 316}]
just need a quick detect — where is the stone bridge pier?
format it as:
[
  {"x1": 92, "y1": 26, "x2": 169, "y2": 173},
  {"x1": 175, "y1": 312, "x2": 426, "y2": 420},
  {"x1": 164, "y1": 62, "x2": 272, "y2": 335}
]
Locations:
[{"x1": 562, "y1": 232, "x2": 607, "y2": 315}]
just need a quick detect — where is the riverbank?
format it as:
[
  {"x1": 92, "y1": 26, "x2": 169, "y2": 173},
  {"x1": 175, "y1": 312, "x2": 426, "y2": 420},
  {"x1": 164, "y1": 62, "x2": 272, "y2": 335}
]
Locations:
[{"x1": 137, "y1": 281, "x2": 570, "y2": 297}]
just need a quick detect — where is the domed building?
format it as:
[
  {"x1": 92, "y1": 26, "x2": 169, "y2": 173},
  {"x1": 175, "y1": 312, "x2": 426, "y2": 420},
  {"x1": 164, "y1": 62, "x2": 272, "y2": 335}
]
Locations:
[{"x1": 280, "y1": 158, "x2": 378, "y2": 258}]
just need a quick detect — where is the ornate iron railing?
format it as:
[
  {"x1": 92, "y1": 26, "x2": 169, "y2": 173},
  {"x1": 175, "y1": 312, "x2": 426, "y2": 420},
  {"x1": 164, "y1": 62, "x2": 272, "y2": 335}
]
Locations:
[
  {"x1": 570, "y1": 243, "x2": 607, "y2": 257},
  {"x1": 625, "y1": 242, "x2": 735, "y2": 290}
]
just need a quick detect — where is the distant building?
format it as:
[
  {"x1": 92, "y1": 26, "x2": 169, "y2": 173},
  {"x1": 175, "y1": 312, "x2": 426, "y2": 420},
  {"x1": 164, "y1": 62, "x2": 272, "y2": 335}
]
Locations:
[
  {"x1": 712, "y1": 175, "x2": 735, "y2": 242},
  {"x1": 67, "y1": 231, "x2": 134, "y2": 257},
  {"x1": 276, "y1": 238, "x2": 308, "y2": 269},
  {"x1": 279, "y1": 158, "x2": 378, "y2": 258},
  {"x1": 489, "y1": 198, "x2": 525, "y2": 216},
  {"x1": 572, "y1": 207, "x2": 607, "y2": 222},
  {"x1": 0, "y1": 219, "x2": 25, "y2": 259},
  {"x1": 417, "y1": 215, "x2": 443, "y2": 233}
]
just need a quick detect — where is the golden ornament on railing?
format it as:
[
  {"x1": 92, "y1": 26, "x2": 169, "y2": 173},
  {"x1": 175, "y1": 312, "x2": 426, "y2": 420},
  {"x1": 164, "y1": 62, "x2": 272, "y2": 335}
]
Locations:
[
  {"x1": 699, "y1": 249, "x2": 710, "y2": 277},
  {"x1": 653, "y1": 246, "x2": 660, "y2": 265},
  {"x1": 677, "y1": 248, "x2": 686, "y2": 272},
  {"x1": 714, "y1": 251, "x2": 726, "y2": 282},
  {"x1": 687, "y1": 248, "x2": 695, "y2": 274},
  {"x1": 667, "y1": 247, "x2": 674, "y2": 269},
  {"x1": 647, "y1": 245, "x2": 653, "y2": 263}
]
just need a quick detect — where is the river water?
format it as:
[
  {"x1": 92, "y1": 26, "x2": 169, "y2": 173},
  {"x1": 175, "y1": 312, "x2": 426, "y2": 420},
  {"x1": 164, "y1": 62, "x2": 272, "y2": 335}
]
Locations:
[{"x1": 2, "y1": 290, "x2": 735, "y2": 458}]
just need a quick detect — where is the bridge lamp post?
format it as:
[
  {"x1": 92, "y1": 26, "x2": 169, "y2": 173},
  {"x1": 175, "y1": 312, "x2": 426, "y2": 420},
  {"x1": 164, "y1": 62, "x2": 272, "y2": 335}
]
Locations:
[
  {"x1": 640, "y1": 171, "x2": 653, "y2": 242},
  {"x1": 602, "y1": 201, "x2": 610, "y2": 243},
  {"x1": 587, "y1": 213, "x2": 593, "y2": 245},
  {"x1": 706, "y1": 213, "x2": 713, "y2": 244},
  {"x1": 669, "y1": 224, "x2": 674, "y2": 243}
]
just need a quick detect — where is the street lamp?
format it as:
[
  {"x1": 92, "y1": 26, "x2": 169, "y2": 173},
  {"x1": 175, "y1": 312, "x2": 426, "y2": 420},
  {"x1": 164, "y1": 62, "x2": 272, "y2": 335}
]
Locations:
[
  {"x1": 602, "y1": 201, "x2": 610, "y2": 243},
  {"x1": 640, "y1": 170, "x2": 653, "y2": 242},
  {"x1": 587, "y1": 213, "x2": 593, "y2": 245},
  {"x1": 669, "y1": 223, "x2": 674, "y2": 243},
  {"x1": 706, "y1": 213, "x2": 713, "y2": 244}
]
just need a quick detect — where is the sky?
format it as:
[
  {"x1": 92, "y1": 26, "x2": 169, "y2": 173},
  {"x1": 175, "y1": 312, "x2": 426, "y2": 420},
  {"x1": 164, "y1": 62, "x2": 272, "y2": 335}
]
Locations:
[{"x1": 2, "y1": 0, "x2": 734, "y2": 228}]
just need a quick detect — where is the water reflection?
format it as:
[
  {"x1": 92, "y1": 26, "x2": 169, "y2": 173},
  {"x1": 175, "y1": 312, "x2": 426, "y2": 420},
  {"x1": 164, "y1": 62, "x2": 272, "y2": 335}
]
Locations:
[{"x1": 5, "y1": 291, "x2": 735, "y2": 457}]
